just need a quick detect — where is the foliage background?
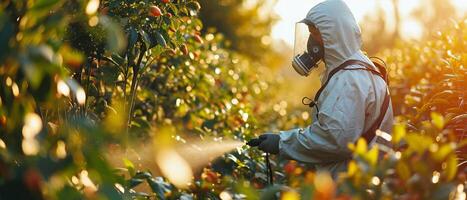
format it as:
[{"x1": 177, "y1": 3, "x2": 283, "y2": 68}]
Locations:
[{"x1": 0, "y1": 0, "x2": 465, "y2": 199}]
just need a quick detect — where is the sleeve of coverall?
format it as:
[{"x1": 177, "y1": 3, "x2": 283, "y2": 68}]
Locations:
[{"x1": 278, "y1": 71, "x2": 369, "y2": 163}]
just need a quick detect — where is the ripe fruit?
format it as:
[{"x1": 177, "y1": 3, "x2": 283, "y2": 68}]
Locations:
[
  {"x1": 162, "y1": 0, "x2": 170, "y2": 3},
  {"x1": 180, "y1": 44, "x2": 188, "y2": 55},
  {"x1": 193, "y1": 51, "x2": 200, "y2": 59},
  {"x1": 168, "y1": 26, "x2": 176, "y2": 33},
  {"x1": 23, "y1": 169, "x2": 42, "y2": 191},
  {"x1": 205, "y1": 171, "x2": 218, "y2": 183},
  {"x1": 192, "y1": 2, "x2": 201, "y2": 11},
  {"x1": 166, "y1": 13, "x2": 173, "y2": 18},
  {"x1": 252, "y1": 181, "x2": 263, "y2": 189},
  {"x1": 149, "y1": 5, "x2": 162, "y2": 17},
  {"x1": 283, "y1": 161, "x2": 296, "y2": 174},
  {"x1": 0, "y1": 116, "x2": 6, "y2": 127},
  {"x1": 100, "y1": 7, "x2": 109, "y2": 15},
  {"x1": 201, "y1": 168, "x2": 219, "y2": 183},
  {"x1": 91, "y1": 58, "x2": 98, "y2": 68},
  {"x1": 193, "y1": 34, "x2": 204, "y2": 44},
  {"x1": 165, "y1": 48, "x2": 177, "y2": 56}
]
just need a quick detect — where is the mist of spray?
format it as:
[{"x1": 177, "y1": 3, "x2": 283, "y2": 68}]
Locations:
[
  {"x1": 174, "y1": 139, "x2": 245, "y2": 170},
  {"x1": 106, "y1": 133, "x2": 246, "y2": 189},
  {"x1": 155, "y1": 138, "x2": 245, "y2": 188}
]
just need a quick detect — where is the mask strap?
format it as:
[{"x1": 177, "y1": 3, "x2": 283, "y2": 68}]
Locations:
[
  {"x1": 302, "y1": 96, "x2": 316, "y2": 108},
  {"x1": 302, "y1": 96, "x2": 320, "y2": 120}
]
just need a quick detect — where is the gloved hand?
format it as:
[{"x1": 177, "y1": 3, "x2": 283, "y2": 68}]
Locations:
[{"x1": 258, "y1": 134, "x2": 280, "y2": 154}]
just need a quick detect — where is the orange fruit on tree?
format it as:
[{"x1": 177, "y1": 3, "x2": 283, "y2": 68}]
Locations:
[
  {"x1": 193, "y1": 34, "x2": 204, "y2": 44},
  {"x1": 283, "y1": 160, "x2": 296, "y2": 174},
  {"x1": 149, "y1": 5, "x2": 162, "y2": 17},
  {"x1": 180, "y1": 44, "x2": 188, "y2": 55}
]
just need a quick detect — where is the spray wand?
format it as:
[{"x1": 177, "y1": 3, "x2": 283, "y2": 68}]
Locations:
[{"x1": 246, "y1": 137, "x2": 274, "y2": 185}]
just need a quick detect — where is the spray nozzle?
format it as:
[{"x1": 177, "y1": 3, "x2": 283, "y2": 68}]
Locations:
[{"x1": 246, "y1": 137, "x2": 265, "y2": 147}]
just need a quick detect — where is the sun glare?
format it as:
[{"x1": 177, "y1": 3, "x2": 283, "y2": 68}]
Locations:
[{"x1": 272, "y1": 0, "x2": 466, "y2": 45}]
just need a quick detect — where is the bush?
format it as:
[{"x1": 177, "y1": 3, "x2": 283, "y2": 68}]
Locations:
[{"x1": 0, "y1": 0, "x2": 465, "y2": 199}]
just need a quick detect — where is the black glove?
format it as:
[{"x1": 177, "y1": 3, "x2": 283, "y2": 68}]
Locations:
[{"x1": 258, "y1": 134, "x2": 280, "y2": 154}]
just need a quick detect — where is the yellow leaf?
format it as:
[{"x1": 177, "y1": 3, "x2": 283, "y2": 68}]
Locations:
[
  {"x1": 406, "y1": 133, "x2": 433, "y2": 154},
  {"x1": 396, "y1": 162, "x2": 411, "y2": 181},
  {"x1": 281, "y1": 191, "x2": 300, "y2": 200},
  {"x1": 103, "y1": 100, "x2": 126, "y2": 135},
  {"x1": 347, "y1": 160, "x2": 358, "y2": 177},
  {"x1": 393, "y1": 123, "x2": 406, "y2": 144},
  {"x1": 431, "y1": 143, "x2": 454, "y2": 162},
  {"x1": 347, "y1": 143, "x2": 355, "y2": 151},
  {"x1": 445, "y1": 154, "x2": 458, "y2": 181},
  {"x1": 123, "y1": 158, "x2": 134, "y2": 169},
  {"x1": 366, "y1": 146, "x2": 378, "y2": 167},
  {"x1": 431, "y1": 112, "x2": 444, "y2": 129},
  {"x1": 355, "y1": 138, "x2": 367, "y2": 156}
]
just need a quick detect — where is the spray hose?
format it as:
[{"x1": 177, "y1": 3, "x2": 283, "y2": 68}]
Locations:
[{"x1": 247, "y1": 138, "x2": 274, "y2": 185}]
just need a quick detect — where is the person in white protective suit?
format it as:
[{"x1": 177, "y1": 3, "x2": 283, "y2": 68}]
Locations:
[{"x1": 256, "y1": 0, "x2": 394, "y2": 178}]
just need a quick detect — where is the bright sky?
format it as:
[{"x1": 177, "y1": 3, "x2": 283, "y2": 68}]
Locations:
[{"x1": 272, "y1": 0, "x2": 467, "y2": 45}]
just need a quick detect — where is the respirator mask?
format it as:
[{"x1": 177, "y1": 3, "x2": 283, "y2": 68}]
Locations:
[{"x1": 292, "y1": 22, "x2": 324, "y2": 76}]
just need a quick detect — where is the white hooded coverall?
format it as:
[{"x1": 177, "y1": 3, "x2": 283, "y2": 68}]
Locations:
[{"x1": 279, "y1": 0, "x2": 394, "y2": 177}]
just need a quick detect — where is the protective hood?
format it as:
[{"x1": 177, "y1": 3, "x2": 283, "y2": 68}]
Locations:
[{"x1": 300, "y1": 0, "x2": 362, "y2": 78}]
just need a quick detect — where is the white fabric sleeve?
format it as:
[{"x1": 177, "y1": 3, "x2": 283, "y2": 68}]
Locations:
[{"x1": 279, "y1": 71, "x2": 369, "y2": 164}]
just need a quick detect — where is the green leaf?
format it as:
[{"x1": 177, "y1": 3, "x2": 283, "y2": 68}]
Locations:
[
  {"x1": 259, "y1": 185, "x2": 285, "y2": 200},
  {"x1": 139, "y1": 30, "x2": 152, "y2": 48},
  {"x1": 234, "y1": 180, "x2": 260, "y2": 200},
  {"x1": 30, "y1": 0, "x2": 60, "y2": 12},
  {"x1": 299, "y1": 184, "x2": 315, "y2": 200},
  {"x1": 227, "y1": 154, "x2": 238, "y2": 162},
  {"x1": 162, "y1": 16, "x2": 172, "y2": 26},
  {"x1": 57, "y1": 185, "x2": 82, "y2": 200},
  {"x1": 134, "y1": 171, "x2": 152, "y2": 179},
  {"x1": 88, "y1": 84, "x2": 99, "y2": 97},
  {"x1": 153, "y1": 31, "x2": 167, "y2": 48},
  {"x1": 186, "y1": 1, "x2": 201, "y2": 12},
  {"x1": 168, "y1": 4, "x2": 179, "y2": 15},
  {"x1": 0, "y1": 13, "x2": 14, "y2": 61},
  {"x1": 133, "y1": 192, "x2": 151, "y2": 198},
  {"x1": 147, "y1": 178, "x2": 168, "y2": 200},
  {"x1": 20, "y1": 55, "x2": 43, "y2": 89},
  {"x1": 123, "y1": 158, "x2": 134, "y2": 168},
  {"x1": 127, "y1": 178, "x2": 144, "y2": 188},
  {"x1": 127, "y1": 27, "x2": 138, "y2": 50},
  {"x1": 123, "y1": 158, "x2": 135, "y2": 176},
  {"x1": 111, "y1": 53, "x2": 125, "y2": 66},
  {"x1": 100, "y1": 65, "x2": 119, "y2": 85}
]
